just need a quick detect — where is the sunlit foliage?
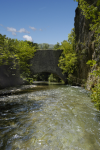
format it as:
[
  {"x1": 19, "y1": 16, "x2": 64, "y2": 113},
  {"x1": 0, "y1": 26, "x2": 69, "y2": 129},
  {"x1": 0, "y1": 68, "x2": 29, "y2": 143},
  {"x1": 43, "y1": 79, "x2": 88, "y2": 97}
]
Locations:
[
  {"x1": 58, "y1": 28, "x2": 77, "y2": 75},
  {"x1": 0, "y1": 34, "x2": 36, "y2": 83},
  {"x1": 87, "y1": 60, "x2": 100, "y2": 110}
]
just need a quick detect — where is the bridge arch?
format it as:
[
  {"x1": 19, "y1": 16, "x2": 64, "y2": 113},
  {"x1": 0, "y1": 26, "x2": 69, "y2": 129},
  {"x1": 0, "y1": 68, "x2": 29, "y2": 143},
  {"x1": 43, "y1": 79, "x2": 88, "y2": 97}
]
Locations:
[{"x1": 30, "y1": 50, "x2": 67, "y2": 83}]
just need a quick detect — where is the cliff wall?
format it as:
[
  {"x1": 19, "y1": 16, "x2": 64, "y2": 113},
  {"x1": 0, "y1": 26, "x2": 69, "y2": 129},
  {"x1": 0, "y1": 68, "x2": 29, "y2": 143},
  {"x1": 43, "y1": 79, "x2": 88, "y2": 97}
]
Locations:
[{"x1": 74, "y1": 0, "x2": 100, "y2": 89}]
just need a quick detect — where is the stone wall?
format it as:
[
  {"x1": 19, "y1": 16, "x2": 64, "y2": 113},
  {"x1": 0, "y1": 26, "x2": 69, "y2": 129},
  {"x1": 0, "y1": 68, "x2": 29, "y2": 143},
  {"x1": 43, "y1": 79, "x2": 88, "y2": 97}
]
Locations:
[
  {"x1": 30, "y1": 50, "x2": 67, "y2": 83},
  {"x1": 0, "y1": 62, "x2": 24, "y2": 89}
]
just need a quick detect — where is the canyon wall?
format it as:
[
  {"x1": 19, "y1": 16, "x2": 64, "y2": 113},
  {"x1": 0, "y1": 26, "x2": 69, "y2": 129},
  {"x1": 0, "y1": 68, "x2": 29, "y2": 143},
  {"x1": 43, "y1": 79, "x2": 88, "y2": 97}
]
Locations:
[{"x1": 74, "y1": 0, "x2": 100, "y2": 89}]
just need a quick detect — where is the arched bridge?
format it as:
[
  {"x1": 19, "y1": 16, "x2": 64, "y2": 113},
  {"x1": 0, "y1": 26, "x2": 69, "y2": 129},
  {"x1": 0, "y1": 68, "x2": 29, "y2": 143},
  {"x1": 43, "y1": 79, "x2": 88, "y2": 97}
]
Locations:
[
  {"x1": 0, "y1": 49, "x2": 67, "y2": 89},
  {"x1": 30, "y1": 49, "x2": 67, "y2": 83}
]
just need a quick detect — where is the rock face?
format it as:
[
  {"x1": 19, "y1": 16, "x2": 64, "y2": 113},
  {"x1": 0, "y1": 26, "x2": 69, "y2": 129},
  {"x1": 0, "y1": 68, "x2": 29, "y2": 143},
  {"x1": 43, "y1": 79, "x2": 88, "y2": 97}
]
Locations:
[
  {"x1": 0, "y1": 63, "x2": 23, "y2": 89},
  {"x1": 74, "y1": 0, "x2": 100, "y2": 88}
]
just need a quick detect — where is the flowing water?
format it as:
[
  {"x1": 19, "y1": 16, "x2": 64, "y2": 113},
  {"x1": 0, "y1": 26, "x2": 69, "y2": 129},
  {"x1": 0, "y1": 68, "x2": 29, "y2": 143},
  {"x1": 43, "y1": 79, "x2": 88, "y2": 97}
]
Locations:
[{"x1": 0, "y1": 84, "x2": 100, "y2": 150}]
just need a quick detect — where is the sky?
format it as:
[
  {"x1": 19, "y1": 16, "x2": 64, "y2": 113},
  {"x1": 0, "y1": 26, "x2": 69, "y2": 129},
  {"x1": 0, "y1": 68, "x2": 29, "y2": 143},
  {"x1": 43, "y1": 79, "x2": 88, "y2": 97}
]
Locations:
[{"x1": 0, "y1": 0, "x2": 78, "y2": 45}]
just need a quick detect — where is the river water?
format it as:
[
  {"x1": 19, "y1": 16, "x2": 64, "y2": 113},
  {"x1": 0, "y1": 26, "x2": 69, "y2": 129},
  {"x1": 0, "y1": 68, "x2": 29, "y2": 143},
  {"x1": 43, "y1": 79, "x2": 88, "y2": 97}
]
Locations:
[{"x1": 0, "y1": 84, "x2": 100, "y2": 150}]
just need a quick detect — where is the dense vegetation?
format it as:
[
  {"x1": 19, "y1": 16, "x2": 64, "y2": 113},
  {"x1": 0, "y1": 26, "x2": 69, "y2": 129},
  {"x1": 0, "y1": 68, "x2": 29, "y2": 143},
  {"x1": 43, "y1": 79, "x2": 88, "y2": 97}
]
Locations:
[
  {"x1": 38, "y1": 43, "x2": 54, "y2": 49},
  {"x1": 58, "y1": 28, "x2": 77, "y2": 75},
  {"x1": 0, "y1": 34, "x2": 36, "y2": 83},
  {"x1": 86, "y1": 60, "x2": 100, "y2": 110},
  {"x1": 53, "y1": 28, "x2": 78, "y2": 84},
  {"x1": 0, "y1": 34, "x2": 62, "y2": 83},
  {"x1": 74, "y1": 0, "x2": 100, "y2": 110},
  {"x1": 33, "y1": 72, "x2": 61, "y2": 82}
]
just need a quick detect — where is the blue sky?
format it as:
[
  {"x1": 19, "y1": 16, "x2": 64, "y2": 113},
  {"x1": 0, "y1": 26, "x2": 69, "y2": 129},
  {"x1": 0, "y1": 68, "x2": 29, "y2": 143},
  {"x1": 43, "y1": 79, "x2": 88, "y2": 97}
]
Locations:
[{"x1": 0, "y1": 0, "x2": 78, "y2": 45}]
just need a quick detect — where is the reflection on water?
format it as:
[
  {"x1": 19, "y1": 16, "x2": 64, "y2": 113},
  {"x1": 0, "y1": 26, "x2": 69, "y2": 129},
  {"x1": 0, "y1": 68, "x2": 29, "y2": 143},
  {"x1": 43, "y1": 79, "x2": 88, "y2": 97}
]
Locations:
[{"x1": 0, "y1": 84, "x2": 100, "y2": 150}]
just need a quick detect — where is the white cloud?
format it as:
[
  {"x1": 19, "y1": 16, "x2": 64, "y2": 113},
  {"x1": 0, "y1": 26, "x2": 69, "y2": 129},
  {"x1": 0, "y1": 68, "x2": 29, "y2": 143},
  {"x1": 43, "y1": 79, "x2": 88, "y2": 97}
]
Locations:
[
  {"x1": 0, "y1": 24, "x2": 3, "y2": 26},
  {"x1": 18, "y1": 28, "x2": 30, "y2": 33},
  {"x1": 12, "y1": 32, "x2": 17, "y2": 36},
  {"x1": 23, "y1": 35, "x2": 33, "y2": 42},
  {"x1": 29, "y1": 26, "x2": 36, "y2": 31},
  {"x1": 7, "y1": 27, "x2": 17, "y2": 32},
  {"x1": 39, "y1": 29, "x2": 42, "y2": 31},
  {"x1": 6, "y1": 27, "x2": 30, "y2": 36},
  {"x1": 7, "y1": 27, "x2": 17, "y2": 36}
]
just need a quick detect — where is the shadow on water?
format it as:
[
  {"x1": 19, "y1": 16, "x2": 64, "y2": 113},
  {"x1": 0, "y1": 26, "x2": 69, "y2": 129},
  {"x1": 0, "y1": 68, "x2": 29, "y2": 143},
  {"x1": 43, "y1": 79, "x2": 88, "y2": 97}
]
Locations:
[
  {"x1": 0, "y1": 86, "x2": 48, "y2": 97},
  {"x1": 0, "y1": 81, "x2": 64, "y2": 97},
  {"x1": 33, "y1": 81, "x2": 65, "y2": 86},
  {"x1": 0, "y1": 99, "x2": 43, "y2": 113},
  {"x1": 0, "y1": 96, "x2": 44, "y2": 149}
]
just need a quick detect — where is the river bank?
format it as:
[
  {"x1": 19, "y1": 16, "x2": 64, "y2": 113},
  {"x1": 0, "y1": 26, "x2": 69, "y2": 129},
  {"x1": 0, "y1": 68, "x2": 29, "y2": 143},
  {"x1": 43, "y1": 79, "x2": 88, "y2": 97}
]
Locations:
[
  {"x1": 0, "y1": 85, "x2": 45, "y2": 97},
  {"x1": 0, "y1": 81, "x2": 64, "y2": 97}
]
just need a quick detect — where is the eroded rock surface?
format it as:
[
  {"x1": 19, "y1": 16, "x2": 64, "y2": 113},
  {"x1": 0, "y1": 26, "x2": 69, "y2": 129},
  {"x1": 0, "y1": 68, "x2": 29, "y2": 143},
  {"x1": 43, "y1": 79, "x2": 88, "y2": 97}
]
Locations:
[{"x1": 74, "y1": 0, "x2": 100, "y2": 89}]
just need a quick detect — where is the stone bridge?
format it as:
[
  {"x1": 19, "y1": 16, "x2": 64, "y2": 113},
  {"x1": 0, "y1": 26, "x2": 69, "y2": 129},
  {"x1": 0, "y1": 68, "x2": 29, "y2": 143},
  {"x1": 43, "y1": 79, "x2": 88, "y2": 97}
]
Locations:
[
  {"x1": 30, "y1": 50, "x2": 67, "y2": 83},
  {"x1": 0, "y1": 49, "x2": 67, "y2": 89}
]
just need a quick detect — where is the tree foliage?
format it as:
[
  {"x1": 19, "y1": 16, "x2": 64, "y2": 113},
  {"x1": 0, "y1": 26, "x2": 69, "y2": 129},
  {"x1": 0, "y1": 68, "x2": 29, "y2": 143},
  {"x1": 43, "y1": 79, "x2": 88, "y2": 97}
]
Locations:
[
  {"x1": 68, "y1": 28, "x2": 76, "y2": 51},
  {"x1": 54, "y1": 42, "x2": 61, "y2": 49},
  {"x1": 58, "y1": 28, "x2": 77, "y2": 75},
  {"x1": 86, "y1": 60, "x2": 100, "y2": 110},
  {"x1": 38, "y1": 43, "x2": 49, "y2": 49},
  {"x1": 25, "y1": 41, "x2": 39, "y2": 49},
  {"x1": 0, "y1": 34, "x2": 36, "y2": 83}
]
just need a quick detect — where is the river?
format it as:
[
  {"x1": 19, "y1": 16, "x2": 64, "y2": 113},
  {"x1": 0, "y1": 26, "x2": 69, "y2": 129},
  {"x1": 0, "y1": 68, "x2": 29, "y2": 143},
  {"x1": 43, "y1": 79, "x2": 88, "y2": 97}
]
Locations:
[{"x1": 0, "y1": 84, "x2": 100, "y2": 150}]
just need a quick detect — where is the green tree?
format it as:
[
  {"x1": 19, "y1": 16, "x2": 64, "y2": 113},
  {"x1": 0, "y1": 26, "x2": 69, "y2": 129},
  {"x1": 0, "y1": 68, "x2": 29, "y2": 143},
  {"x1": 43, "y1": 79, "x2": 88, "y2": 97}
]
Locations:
[
  {"x1": 58, "y1": 41, "x2": 77, "y2": 74},
  {"x1": 86, "y1": 60, "x2": 100, "y2": 110},
  {"x1": 0, "y1": 34, "x2": 36, "y2": 83},
  {"x1": 54, "y1": 42, "x2": 60, "y2": 49},
  {"x1": 38, "y1": 43, "x2": 43, "y2": 49},
  {"x1": 58, "y1": 28, "x2": 77, "y2": 75},
  {"x1": 68, "y1": 28, "x2": 76, "y2": 50},
  {"x1": 25, "y1": 41, "x2": 39, "y2": 49},
  {"x1": 38, "y1": 43, "x2": 49, "y2": 49},
  {"x1": 42, "y1": 43, "x2": 49, "y2": 49}
]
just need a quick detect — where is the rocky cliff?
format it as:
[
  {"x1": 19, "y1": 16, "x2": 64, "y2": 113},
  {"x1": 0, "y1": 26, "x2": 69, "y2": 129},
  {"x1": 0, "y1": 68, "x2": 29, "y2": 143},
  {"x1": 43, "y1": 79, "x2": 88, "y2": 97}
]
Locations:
[{"x1": 74, "y1": 0, "x2": 100, "y2": 89}]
